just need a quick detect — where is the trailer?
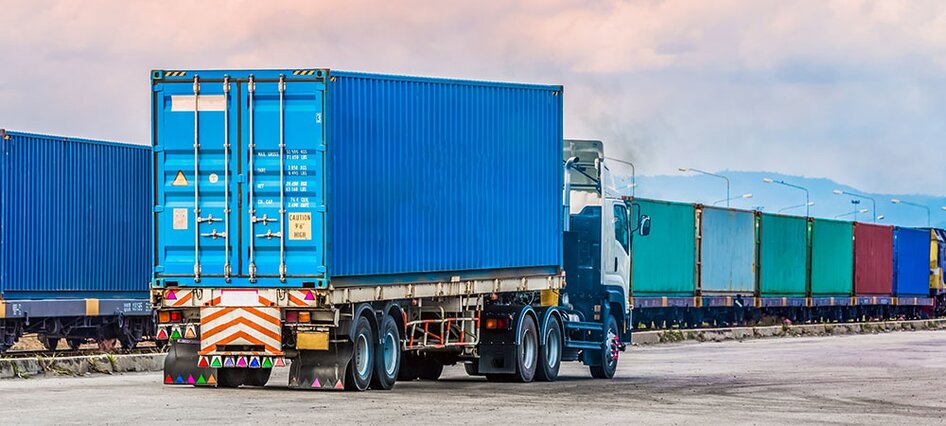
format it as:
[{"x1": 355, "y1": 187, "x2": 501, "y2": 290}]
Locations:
[
  {"x1": 152, "y1": 69, "x2": 649, "y2": 389},
  {"x1": 0, "y1": 130, "x2": 152, "y2": 352}
]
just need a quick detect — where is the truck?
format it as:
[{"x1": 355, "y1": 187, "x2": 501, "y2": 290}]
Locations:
[{"x1": 151, "y1": 69, "x2": 649, "y2": 390}]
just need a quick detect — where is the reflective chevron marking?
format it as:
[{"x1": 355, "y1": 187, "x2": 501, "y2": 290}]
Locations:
[{"x1": 199, "y1": 307, "x2": 282, "y2": 356}]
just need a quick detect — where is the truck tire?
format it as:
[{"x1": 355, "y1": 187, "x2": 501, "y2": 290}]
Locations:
[
  {"x1": 535, "y1": 316, "x2": 562, "y2": 382},
  {"x1": 514, "y1": 314, "x2": 539, "y2": 383},
  {"x1": 590, "y1": 315, "x2": 619, "y2": 379},
  {"x1": 244, "y1": 368, "x2": 272, "y2": 387},
  {"x1": 344, "y1": 315, "x2": 375, "y2": 391},
  {"x1": 217, "y1": 368, "x2": 246, "y2": 388},
  {"x1": 370, "y1": 314, "x2": 401, "y2": 390}
]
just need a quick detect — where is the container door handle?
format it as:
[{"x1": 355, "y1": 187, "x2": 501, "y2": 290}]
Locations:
[{"x1": 614, "y1": 257, "x2": 618, "y2": 272}]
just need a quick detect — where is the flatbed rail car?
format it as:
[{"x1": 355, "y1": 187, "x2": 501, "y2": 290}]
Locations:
[
  {"x1": 0, "y1": 130, "x2": 153, "y2": 352},
  {"x1": 151, "y1": 70, "x2": 649, "y2": 390}
]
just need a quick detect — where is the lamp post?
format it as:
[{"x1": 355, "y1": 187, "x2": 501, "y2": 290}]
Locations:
[
  {"x1": 763, "y1": 178, "x2": 810, "y2": 217},
  {"x1": 680, "y1": 167, "x2": 729, "y2": 207},
  {"x1": 835, "y1": 208, "x2": 868, "y2": 220},
  {"x1": 832, "y1": 189, "x2": 877, "y2": 223},
  {"x1": 777, "y1": 201, "x2": 815, "y2": 214},
  {"x1": 606, "y1": 157, "x2": 636, "y2": 197},
  {"x1": 712, "y1": 193, "x2": 753, "y2": 206},
  {"x1": 891, "y1": 198, "x2": 931, "y2": 227}
]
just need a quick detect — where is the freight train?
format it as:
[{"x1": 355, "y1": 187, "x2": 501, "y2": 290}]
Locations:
[
  {"x1": 0, "y1": 130, "x2": 153, "y2": 352},
  {"x1": 627, "y1": 199, "x2": 946, "y2": 328}
]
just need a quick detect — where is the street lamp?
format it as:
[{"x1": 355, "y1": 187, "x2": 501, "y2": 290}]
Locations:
[
  {"x1": 680, "y1": 167, "x2": 730, "y2": 207},
  {"x1": 712, "y1": 193, "x2": 753, "y2": 206},
  {"x1": 763, "y1": 178, "x2": 811, "y2": 217},
  {"x1": 891, "y1": 198, "x2": 931, "y2": 227},
  {"x1": 777, "y1": 201, "x2": 815, "y2": 214},
  {"x1": 833, "y1": 189, "x2": 877, "y2": 223},
  {"x1": 606, "y1": 157, "x2": 636, "y2": 197},
  {"x1": 835, "y1": 208, "x2": 869, "y2": 220}
]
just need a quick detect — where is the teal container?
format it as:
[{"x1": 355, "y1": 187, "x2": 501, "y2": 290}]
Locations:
[
  {"x1": 810, "y1": 218, "x2": 854, "y2": 296},
  {"x1": 757, "y1": 213, "x2": 808, "y2": 297},
  {"x1": 699, "y1": 207, "x2": 756, "y2": 294},
  {"x1": 629, "y1": 199, "x2": 696, "y2": 296}
]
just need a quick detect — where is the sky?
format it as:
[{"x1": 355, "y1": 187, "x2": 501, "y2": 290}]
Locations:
[{"x1": 1, "y1": 0, "x2": 944, "y2": 195}]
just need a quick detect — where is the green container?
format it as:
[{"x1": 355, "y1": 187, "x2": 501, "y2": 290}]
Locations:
[
  {"x1": 630, "y1": 199, "x2": 696, "y2": 296},
  {"x1": 758, "y1": 213, "x2": 808, "y2": 297},
  {"x1": 810, "y1": 218, "x2": 854, "y2": 296}
]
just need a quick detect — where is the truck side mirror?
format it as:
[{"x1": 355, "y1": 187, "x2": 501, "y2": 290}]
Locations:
[{"x1": 638, "y1": 215, "x2": 651, "y2": 237}]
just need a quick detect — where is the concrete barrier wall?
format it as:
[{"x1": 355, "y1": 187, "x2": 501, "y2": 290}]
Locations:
[{"x1": 632, "y1": 319, "x2": 946, "y2": 345}]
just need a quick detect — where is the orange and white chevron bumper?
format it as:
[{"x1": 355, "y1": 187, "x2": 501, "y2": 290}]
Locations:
[{"x1": 198, "y1": 306, "x2": 283, "y2": 356}]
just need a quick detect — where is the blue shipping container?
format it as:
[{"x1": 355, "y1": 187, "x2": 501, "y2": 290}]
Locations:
[
  {"x1": 699, "y1": 206, "x2": 756, "y2": 294},
  {"x1": 151, "y1": 69, "x2": 564, "y2": 288},
  {"x1": 893, "y1": 227, "x2": 929, "y2": 296},
  {"x1": 0, "y1": 130, "x2": 151, "y2": 299}
]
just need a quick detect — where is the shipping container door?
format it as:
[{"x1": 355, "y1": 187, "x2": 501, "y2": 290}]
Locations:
[
  {"x1": 240, "y1": 77, "x2": 325, "y2": 282},
  {"x1": 155, "y1": 78, "x2": 240, "y2": 281}
]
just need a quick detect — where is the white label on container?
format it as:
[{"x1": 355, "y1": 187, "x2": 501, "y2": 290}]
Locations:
[
  {"x1": 288, "y1": 212, "x2": 312, "y2": 240},
  {"x1": 170, "y1": 95, "x2": 226, "y2": 112},
  {"x1": 219, "y1": 290, "x2": 260, "y2": 306},
  {"x1": 173, "y1": 208, "x2": 188, "y2": 230}
]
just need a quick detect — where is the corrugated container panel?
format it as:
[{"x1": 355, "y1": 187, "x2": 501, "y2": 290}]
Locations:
[
  {"x1": 892, "y1": 227, "x2": 929, "y2": 296},
  {"x1": 699, "y1": 206, "x2": 756, "y2": 294},
  {"x1": 630, "y1": 198, "x2": 696, "y2": 296},
  {"x1": 0, "y1": 130, "x2": 150, "y2": 298},
  {"x1": 327, "y1": 72, "x2": 563, "y2": 278},
  {"x1": 810, "y1": 218, "x2": 854, "y2": 296},
  {"x1": 758, "y1": 213, "x2": 807, "y2": 297},
  {"x1": 853, "y1": 222, "x2": 893, "y2": 296}
]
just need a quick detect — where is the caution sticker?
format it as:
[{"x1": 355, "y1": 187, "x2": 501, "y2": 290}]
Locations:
[
  {"x1": 173, "y1": 208, "x2": 188, "y2": 230},
  {"x1": 288, "y1": 212, "x2": 312, "y2": 240},
  {"x1": 172, "y1": 171, "x2": 189, "y2": 186}
]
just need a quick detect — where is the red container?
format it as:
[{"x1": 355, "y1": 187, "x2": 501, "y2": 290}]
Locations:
[{"x1": 853, "y1": 223, "x2": 894, "y2": 296}]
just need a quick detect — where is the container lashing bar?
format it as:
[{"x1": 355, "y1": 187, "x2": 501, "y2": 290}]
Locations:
[
  {"x1": 192, "y1": 75, "x2": 201, "y2": 282},
  {"x1": 278, "y1": 75, "x2": 287, "y2": 282},
  {"x1": 247, "y1": 74, "x2": 257, "y2": 282},
  {"x1": 222, "y1": 75, "x2": 232, "y2": 280}
]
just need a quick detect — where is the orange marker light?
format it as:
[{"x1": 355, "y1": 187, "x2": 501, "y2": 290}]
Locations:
[{"x1": 158, "y1": 311, "x2": 170, "y2": 323}]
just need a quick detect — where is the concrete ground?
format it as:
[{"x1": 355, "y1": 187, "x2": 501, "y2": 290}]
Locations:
[{"x1": 1, "y1": 331, "x2": 944, "y2": 425}]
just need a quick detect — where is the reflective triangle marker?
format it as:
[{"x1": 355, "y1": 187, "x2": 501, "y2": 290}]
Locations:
[
  {"x1": 274, "y1": 358, "x2": 286, "y2": 368},
  {"x1": 197, "y1": 356, "x2": 210, "y2": 368},
  {"x1": 223, "y1": 357, "x2": 235, "y2": 368},
  {"x1": 311, "y1": 378, "x2": 321, "y2": 388},
  {"x1": 166, "y1": 291, "x2": 177, "y2": 300},
  {"x1": 237, "y1": 357, "x2": 248, "y2": 368},
  {"x1": 186, "y1": 374, "x2": 195, "y2": 385},
  {"x1": 164, "y1": 375, "x2": 173, "y2": 384},
  {"x1": 184, "y1": 326, "x2": 197, "y2": 339},
  {"x1": 249, "y1": 357, "x2": 260, "y2": 368},
  {"x1": 175, "y1": 375, "x2": 184, "y2": 384},
  {"x1": 304, "y1": 291, "x2": 315, "y2": 301},
  {"x1": 261, "y1": 357, "x2": 273, "y2": 368},
  {"x1": 210, "y1": 356, "x2": 223, "y2": 368},
  {"x1": 169, "y1": 328, "x2": 182, "y2": 340},
  {"x1": 196, "y1": 375, "x2": 206, "y2": 385},
  {"x1": 334, "y1": 379, "x2": 343, "y2": 389},
  {"x1": 207, "y1": 374, "x2": 217, "y2": 385}
]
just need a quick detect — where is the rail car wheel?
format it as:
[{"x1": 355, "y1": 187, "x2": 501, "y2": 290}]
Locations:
[
  {"x1": 590, "y1": 315, "x2": 619, "y2": 379},
  {"x1": 119, "y1": 328, "x2": 142, "y2": 350},
  {"x1": 370, "y1": 314, "x2": 401, "y2": 390},
  {"x1": 535, "y1": 316, "x2": 562, "y2": 382},
  {"x1": 67, "y1": 338, "x2": 83, "y2": 351},
  {"x1": 39, "y1": 335, "x2": 60, "y2": 352},
  {"x1": 344, "y1": 315, "x2": 375, "y2": 391}
]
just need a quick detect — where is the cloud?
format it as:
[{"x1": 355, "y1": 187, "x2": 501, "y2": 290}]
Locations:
[{"x1": 0, "y1": 0, "x2": 944, "y2": 195}]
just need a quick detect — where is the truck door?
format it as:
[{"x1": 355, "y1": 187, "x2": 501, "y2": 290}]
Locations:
[{"x1": 603, "y1": 200, "x2": 631, "y2": 295}]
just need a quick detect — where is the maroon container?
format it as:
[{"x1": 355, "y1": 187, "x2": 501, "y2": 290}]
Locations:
[{"x1": 853, "y1": 222, "x2": 894, "y2": 296}]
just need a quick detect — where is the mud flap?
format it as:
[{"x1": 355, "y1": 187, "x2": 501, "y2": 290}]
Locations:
[
  {"x1": 288, "y1": 343, "x2": 353, "y2": 390},
  {"x1": 164, "y1": 339, "x2": 218, "y2": 387}
]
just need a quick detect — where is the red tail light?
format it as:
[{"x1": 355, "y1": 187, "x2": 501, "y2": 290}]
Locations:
[
  {"x1": 285, "y1": 311, "x2": 299, "y2": 323},
  {"x1": 169, "y1": 310, "x2": 183, "y2": 322}
]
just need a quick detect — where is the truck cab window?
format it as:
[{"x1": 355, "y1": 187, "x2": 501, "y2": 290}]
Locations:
[{"x1": 614, "y1": 204, "x2": 629, "y2": 253}]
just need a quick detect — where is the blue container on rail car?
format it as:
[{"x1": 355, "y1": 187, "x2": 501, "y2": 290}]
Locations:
[
  {"x1": 699, "y1": 206, "x2": 757, "y2": 294},
  {"x1": 150, "y1": 69, "x2": 564, "y2": 288},
  {"x1": 0, "y1": 130, "x2": 151, "y2": 299},
  {"x1": 892, "y1": 227, "x2": 930, "y2": 297}
]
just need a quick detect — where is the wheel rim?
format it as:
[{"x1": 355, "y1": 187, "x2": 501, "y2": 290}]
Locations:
[
  {"x1": 382, "y1": 330, "x2": 399, "y2": 376},
  {"x1": 355, "y1": 333, "x2": 370, "y2": 377},
  {"x1": 606, "y1": 328, "x2": 619, "y2": 365},
  {"x1": 522, "y1": 327, "x2": 537, "y2": 370},
  {"x1": 545, "y1": 326, "x2": 561, "y2": 369}
]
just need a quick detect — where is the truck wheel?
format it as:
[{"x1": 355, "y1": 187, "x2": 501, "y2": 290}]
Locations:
[
  {"x1": 418, "y1": 361, "x2": 443, "y2": 381},
  {"x1": 370, "y1": 314, "x2": 401, "y2": 390},
  {"x1": 244, "y1": 368, "x2": 272, "y2": 387},
  {"x1": 535, "y1": 316, "x2": 562, "y2": 382},
  {"x1": 514, "y1": 314, "x2": 539, "y2": 383},
  {"x1": 344, "y1": 315, "x2": 375, "y2": 391},
  {"x1": 217, "y1": 368, "x2": 246, "y2": 388},
  {"x1": 590, "y1": 315, "x2": 619, "y2": 379},
  {"x1": 464, "y1": 361, "x2": 481, "y2": 376}
]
